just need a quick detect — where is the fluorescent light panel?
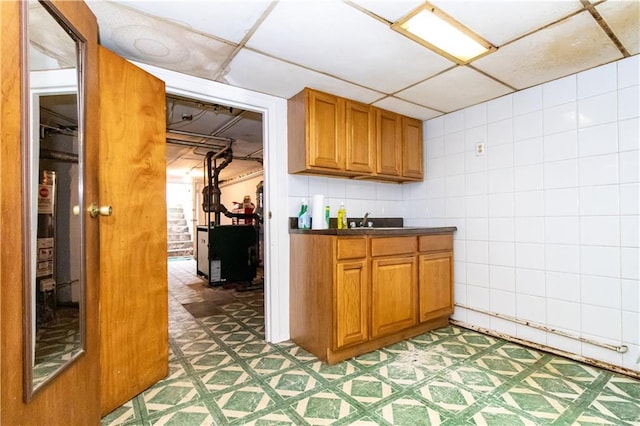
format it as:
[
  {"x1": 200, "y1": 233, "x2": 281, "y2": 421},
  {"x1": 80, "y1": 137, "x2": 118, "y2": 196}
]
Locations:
[{"x1": 392, "y1": 3, "x2": 495, "y2": 64}]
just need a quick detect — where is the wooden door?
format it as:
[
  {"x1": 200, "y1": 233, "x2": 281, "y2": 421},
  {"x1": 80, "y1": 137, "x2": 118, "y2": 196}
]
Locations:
[
  {"x1": 0, "y1": 1, "x2": 102, "y2": 424},
  {"x1": 370, "y1": 256, "x2": 417, "y2": 338},
  {"x1": 98, "y1": 47, "x2": 168, "y2": 415},
  {"x1": 308, "y1": 89, "x2": 345, "y2": 170},
  {"x1": 419, "y1": 252, "x2": 453, "y2": 322},
  {"x1": 345, "y1": 100, "x2": 375, "y2": 173},
  {"x1": 376, "y1": 108, "x2": 402, "y2": 177},
  {"x1": 402, "y1": 116, "x2": 424, "y2": 180},
  {"x1": 334, "y1": 260, "x2": 369, "y2": 349}
]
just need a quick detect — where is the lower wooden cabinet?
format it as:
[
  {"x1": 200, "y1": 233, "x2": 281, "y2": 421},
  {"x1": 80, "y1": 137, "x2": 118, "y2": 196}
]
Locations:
[
  {"x1": 290, "y1": 232, "x2": 454, "y2": 364},
  {"x1": 371, "y1": 256, "x2": 417, "y2": 338},
  {"x1": 334, "y1": 260, "x2": 368, "y2": 349},
  {"x1": 419, "y1": 252, "x2": 453, "y2": 322}
]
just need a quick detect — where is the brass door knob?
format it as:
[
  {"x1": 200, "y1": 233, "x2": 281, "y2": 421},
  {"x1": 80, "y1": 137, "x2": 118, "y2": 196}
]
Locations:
[{"x1": 89, "y1": 204, "x2": 112, "y2": 218}]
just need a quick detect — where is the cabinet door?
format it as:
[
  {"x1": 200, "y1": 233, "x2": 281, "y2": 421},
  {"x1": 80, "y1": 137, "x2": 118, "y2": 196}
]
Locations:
[
  {"x1": 345, "y1": 100, "x2": 375, "y2": 173},
  {"x1": 334, "y1": 260, "x2": 369, "y2": 349},
  {"x1": 371, "y1": 256, "x2": 417, "y2": 338},
  {"x1": 402, "y1": 116, "x2": 423, "y2": 179},
  {"x1": 376, "y1": 108, "x2": 402, "y2": 176},
  {"x1": 308, "y1": 90, "x2": 345, "y2": 170},
  {"x1": 419, "y1": 252, "x2": 453, "y2": 322}
]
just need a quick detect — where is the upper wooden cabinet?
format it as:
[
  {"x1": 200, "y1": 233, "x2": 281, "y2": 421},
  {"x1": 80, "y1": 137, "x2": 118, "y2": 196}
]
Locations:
[
  {"x1": 289, "y1": 88, "x2": 345, "y2": 174},
  {"x1": 288, "y1": 88, "x2": 423, "y2": 182},
  {"x1": 345, "y1": 100, "x2": 375, "y2": 173},
  {"x1": 402, "y1": 116, "x2": 424, "y2": 179},
  {"x1": 376, "y1": 109, "x2": 402, "y2": 177}
]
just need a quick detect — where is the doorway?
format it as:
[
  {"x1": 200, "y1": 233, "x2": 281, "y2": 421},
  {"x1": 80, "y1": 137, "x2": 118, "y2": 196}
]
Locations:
[
  {"x1": 164, "y1": 94, "x2": 266, "y2": 335},
  {"x1": 136, "y1": 61, "x2": 290, "y2": 343}
]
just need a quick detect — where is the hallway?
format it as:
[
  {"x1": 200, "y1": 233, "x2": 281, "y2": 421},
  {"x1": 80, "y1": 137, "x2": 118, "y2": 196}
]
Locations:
[{"x1": 102, "y1": 259, "x2": 640, "y2": 425}]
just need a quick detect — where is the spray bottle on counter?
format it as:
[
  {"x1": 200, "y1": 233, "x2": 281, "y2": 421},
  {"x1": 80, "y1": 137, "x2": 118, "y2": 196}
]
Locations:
[{"x1": 298, "y1": 199, "x2": 310, "y2": 229}]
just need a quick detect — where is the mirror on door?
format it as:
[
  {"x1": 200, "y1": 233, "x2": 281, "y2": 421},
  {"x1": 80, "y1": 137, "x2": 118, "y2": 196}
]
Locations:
[{"x1": 22, "y1": 0, "x2": 86, "y2": 400}]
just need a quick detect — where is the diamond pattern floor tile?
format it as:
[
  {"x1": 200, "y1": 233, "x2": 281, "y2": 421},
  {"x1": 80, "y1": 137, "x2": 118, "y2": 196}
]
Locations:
[
  {"x1": 101, "y1": 260, "x2": 640, "y2": 426},
  {"x1": 243, "y1": 408, "x2": 300, "y2": 425},
  {"x1": 341, "y1": 373, "x2": 396, "y2": 405},
  {"x1": 472, "y1": 355, "x2": 526, "y2": 377},
  {"x1": 378, "y1": 396, "x2": 447, "y2": 426},
  {"x1": 309, "y1": 360, "x2": 360, "y2": 380},
  {"x1": 418, "y1": 380, "x2": 480, "y2": 414},
  {"x1": 188, "y1": 351, "x2": 235, "y2": 372},
  {"x1": 148, "y1": 402, "x2": 213, "y2": 426},
  {"x1": 214, "y1": 384, "x2": 276, "y2": 422},
  {"x1": 499, "y1": 385, "x2": 569, "y2": 421},
  {"x1": 247, "y1": 353, "x2": 293, "y2": 376},
  {"x1": 267, "y1": 367, "x2": 321, "y2": 399},
  {"x1": 142, "y1": 380, "x2": 199, "y2": 413},
  {"x1": 199, "y1": 365, "x2": 252, "y2": 392},
  {"x1": 441, "y1": 366, "x2": 507, "y2": 393},
  {"x1": 588, "y1": 391, "x2": 640, "y2": 423},
  {"x1": 470, "y1": 402, "x2": 539, "y2": 426},
  {"x1": 293, "y1": 390, "x2": 356, "y2": 425},
  {"x1": 523, "y1": 372, "x2": 588, "y2": 401}
]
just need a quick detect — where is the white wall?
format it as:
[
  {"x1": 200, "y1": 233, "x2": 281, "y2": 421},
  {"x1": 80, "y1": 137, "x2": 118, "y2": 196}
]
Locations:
[
  {"x1": 421, "y1": 55, "x2": 639, "y2": 372},
  {"x1": 219, "y1": 174, "x2": 263, "y2": 225}
]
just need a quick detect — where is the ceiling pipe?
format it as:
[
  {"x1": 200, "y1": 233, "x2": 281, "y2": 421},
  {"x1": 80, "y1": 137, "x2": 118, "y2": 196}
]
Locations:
[
  {"x1": 166, "y1": 138, "x2": 229, "y2": 150},
  {"x1": 166, "y1": 128, "x2": 233, "y2": 143}
]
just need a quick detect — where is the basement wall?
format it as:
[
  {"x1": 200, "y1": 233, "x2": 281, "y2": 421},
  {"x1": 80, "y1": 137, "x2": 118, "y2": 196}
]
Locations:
[{"x1": 419, "y1": 55, "x2": 639, "y2": 372}]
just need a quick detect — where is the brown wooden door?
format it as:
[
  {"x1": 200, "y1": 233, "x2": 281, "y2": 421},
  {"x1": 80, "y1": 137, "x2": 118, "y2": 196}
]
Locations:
[
  {"x1": 98, "y1": 46, "x2": 168, "y2": 415},
  {"x1": 370, "y1": 256, "x2": 417, "y2": 338},
  {"x1": 345, "y1": 100, "x2": 375, "y2": 173},
  {"x1": 419, "y1": 252, "x2": 454, "y2": 322},
  {"x1": 0, "y1": 1, "x2": 102, "y2": 424},
  {"x1": 334, "y1": 260, "x2": 369, "y2": 349},
  {"x1": 376, "y1": 108, "x2": 402, "y2": 177},
  {"x1": 308, "y1": 89, "x2": 345, "y2": 170},
  {"x1": 402, "y1": 116, "x2": 424, "y2": 180}
]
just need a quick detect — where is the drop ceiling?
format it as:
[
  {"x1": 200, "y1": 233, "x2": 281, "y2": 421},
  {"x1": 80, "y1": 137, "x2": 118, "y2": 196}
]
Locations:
[{"x1": 83, "y1": 0, "x2": 638, "y2": 181}]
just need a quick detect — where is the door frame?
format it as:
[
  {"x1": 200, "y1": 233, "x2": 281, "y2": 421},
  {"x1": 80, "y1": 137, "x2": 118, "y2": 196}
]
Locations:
[{"x1": 134, "y1": 63, "x2": 290, "y2": 343}]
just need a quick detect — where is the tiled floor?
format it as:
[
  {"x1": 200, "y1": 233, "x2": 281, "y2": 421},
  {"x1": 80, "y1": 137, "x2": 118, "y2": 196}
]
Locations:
[{"x1": 102, "y1": 259, "x2": 640, "y2": 425}]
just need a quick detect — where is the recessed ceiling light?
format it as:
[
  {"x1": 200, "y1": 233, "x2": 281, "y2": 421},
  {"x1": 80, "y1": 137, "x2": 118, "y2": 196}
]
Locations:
[{"x1": 392, "y1": 2, "x2": 496, "y2": 64}]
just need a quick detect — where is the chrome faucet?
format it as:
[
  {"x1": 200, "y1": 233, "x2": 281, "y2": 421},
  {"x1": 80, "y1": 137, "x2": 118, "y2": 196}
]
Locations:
[{"x1": 359, "y1": 212, "x2": 370, "y2": 227}]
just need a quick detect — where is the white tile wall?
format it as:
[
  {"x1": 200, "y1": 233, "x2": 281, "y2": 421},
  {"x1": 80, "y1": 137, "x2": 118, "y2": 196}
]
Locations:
[{"x1": 423, "y1": 56, "x2": 640, "y2": 373}]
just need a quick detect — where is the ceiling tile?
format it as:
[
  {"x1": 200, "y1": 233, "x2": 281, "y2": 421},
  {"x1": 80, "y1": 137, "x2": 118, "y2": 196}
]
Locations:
[
  {"x1": 372, "y1": 96, "x2": 442, "y2": 120},
  {"x1": 348, "y1": 0, "x2": 423, "y2": 22},
  {"x1": 596, "y1": 0, "x2": 640, "y2": 55},
  {"x1": 111, "y1": 0, "x2": 272, "y2": 44},
  {"x1": 473, "y1": 11, "x2": 623, "y2": 90},
  {"x1": 88, "y1": 2, "x2": 236, "y2": 80},
  {"x1": 246, "y1": 0, "x2": 454, "y2": 93},
  {"x1": 223, "y1": 49, "x2": 385, "y2": 103},
  {"x1": 431, "y1": 0, "x2": 584, "y2": 46},
  {"x1": 396, "y1": 66, "x2": 513, "y2": 113}
]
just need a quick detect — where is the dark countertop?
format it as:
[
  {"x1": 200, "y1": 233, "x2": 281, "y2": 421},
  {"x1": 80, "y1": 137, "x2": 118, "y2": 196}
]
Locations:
[{"x1": 289, "y1": 226, "x2": 457, "y2": 236}]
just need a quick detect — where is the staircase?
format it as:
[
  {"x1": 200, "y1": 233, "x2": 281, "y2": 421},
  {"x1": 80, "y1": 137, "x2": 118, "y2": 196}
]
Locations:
[{"x1": 167, "y1": 205, "x2": 194, "y2": 258}]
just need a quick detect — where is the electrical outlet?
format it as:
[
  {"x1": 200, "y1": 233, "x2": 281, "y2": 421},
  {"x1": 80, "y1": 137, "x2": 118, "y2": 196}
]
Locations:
[{"x1": 476, "y1": 142, "x2": 485, "y2": 156}]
